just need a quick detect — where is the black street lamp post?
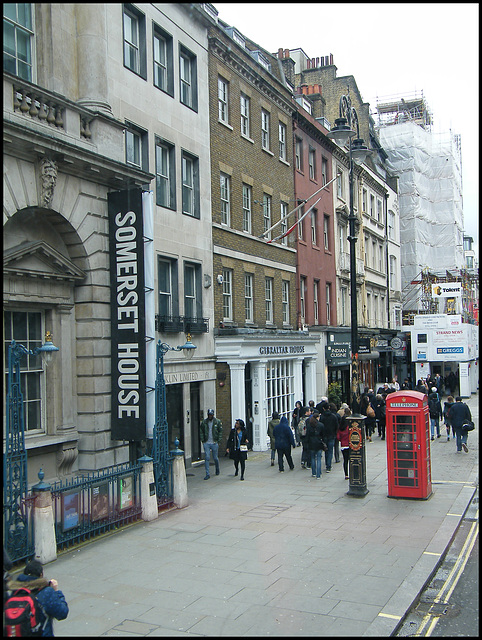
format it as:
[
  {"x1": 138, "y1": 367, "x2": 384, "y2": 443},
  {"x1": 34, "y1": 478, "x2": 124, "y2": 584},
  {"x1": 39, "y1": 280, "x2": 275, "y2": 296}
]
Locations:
[
  {"x1": 327, "y1": 93, "x2": 371, "y2": 497},
  {"x1": 150, "y1": 334, "x2": 196, "y2": 501}
]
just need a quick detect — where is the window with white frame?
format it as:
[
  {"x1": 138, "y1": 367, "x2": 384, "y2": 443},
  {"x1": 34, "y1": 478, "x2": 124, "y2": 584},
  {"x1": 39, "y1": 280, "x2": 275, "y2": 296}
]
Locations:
[
  {"x1": 377, "y1": 198, "x2": 383, "y2": 222},
  {"x1": 300, "y1": 276, "x2": 306, "y2": 324},
  {"x1": 323, "y1": 215, "x2": 329, "y2": 250},
  {"x1": 242, "y1": 184, "x2": 252, "y2": 234},
  {"x1": 222, "y1": 268, "x2": 233, "y2": 321},
  {"x1": 265, "y1": 277, "x2": 273, "y2": 324},
  {"x1": 282, "y1": 281, "x2": 289, "y2": 325},
  {"x1": 279, "y1": 122, "x2": 287, "y2": 161},
  {"x1": 297, "y1": 203, "x2": 305, "y2": 241},
  {"x1": 372, "y1": 240, "x2": 377, "y2": 269},
  {"x1": 295, "y1": 138, "x2": 302, "y2": 170},
  {"x1": 313, "y1": 280, "x2": 319, "y2": 325},
  {"x1": 244, "y1": 273, "x2": 253, "y2": 322},
  {"x1": 370, "y1": 194, "x2": 375, "y2": 218},
  {"x1": 3, "y1": 3, "x2": 34, "y2": 81},
  {"x1": 184, "y1": 262, "x2": 201, "y2": 320},
  {"x1": 266, "y1": 359, "x2": 294, "y2": 423},
  {"x1": 366, "y1": 292, "x2": 371, "y2": 326},
  {"x1": 153, "y1": 25, "x2": 173, "y2": 95},
  {"x1": 4, "y1": 309, "x2": 44, "y2": 432},
  {"x1": 374, "y1": 294, "x2": 378, "y2": 326},
  {"x1": 389, "y1": 255, "x2": 397, "y2": 289},
  {"x1": 337, "y1": 170, "x2": 344, "y2": 199},
  {"x1": 155, "y1": 138, "x2": 175, "y2": 208},
  {"x1": 280, "y1": 201, "x2": 288, "y2": 246},
  {"x1": 182, "y1": 151, "x2": 199, "y2": 218},
  {"x1": 263, "y1": 193, "x2": 271, "y2": 240},
  {"x1": 321, "y1": 157, "x2": 328, "y2": 185},
  {"x1": 341, "y1": 286, "x2": 347, "y2": 325},
  {"x1": 240, "y1": 93, "x2": 250, "y2": 137},
  {"x1": 362, "y1": 188, "x2": 368, "y2": 213},
  {"x1": 261, "y1": 109, "x2": 270, "y2": 150},
  {"x1": 125, "y1": 122, "x2": 147, "y2": 170},
  {"x1": 158, "y1": 258, "x2": 176, "y2": 318},
  {"x1": 179, "y1": 45, "x2": 197, "y2": 110},
  {"x1": 123, "y1": 4, "x2": 146, "y2": 78},
  {"x1": 311, "y1": 209, "x2": 317, "y2": 245},
  {"x1": 218, "y1": 76, "x2": 229, "y2": 123},
  {"x1": 338, "y1": 224, "x2": 345, "y2": 254},
  {"x1": 308, "y1": 147, "x2": 316, "y2": 180},
  {"x1": 388, "y1": 210, "x2": 395, "y2": 240},
  {"x1": 220, "y1": 172, "x2": 230, "y2": 226},
  {"x1": 379, "y1": 244, "x2": 384, "y2": 272},
  {"x1": 326, "y1": 283, "x2": 331, "y2": 325}
]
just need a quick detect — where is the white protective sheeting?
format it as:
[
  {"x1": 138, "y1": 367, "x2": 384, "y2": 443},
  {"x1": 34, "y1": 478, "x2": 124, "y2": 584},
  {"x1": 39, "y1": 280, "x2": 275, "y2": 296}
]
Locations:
[{"x1": 378, "y1": 122, "x2": 464, "y2": 305}]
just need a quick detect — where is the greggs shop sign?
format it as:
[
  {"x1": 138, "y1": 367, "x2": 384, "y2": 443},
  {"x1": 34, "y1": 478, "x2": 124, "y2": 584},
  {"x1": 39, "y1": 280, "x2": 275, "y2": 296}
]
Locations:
[{"x1": 108, "y1": 188, "x2": 146, "y2": 441}]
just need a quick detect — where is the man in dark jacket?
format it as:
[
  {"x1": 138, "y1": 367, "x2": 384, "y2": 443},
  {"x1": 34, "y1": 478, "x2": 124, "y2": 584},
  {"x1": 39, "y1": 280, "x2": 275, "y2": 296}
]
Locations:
[
  {"x1": 428, "y1": 387, "x2": 443, "y2": 440},
  {"x1": 273, "y1": 415, "x2": 295, "y2": 472},
  {"x1": 319, "y1": 403, "x2": 339, "y2": 473},
  {"x1": 7, "y1": 560, "x2": 68, "y2": 636},
  {"x1": 448, "y1": 396, "x2": 472, "y2": 453}
]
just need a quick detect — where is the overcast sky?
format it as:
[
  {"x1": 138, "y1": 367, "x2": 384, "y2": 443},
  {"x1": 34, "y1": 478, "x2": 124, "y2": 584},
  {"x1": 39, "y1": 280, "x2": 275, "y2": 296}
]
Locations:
[{"x1": 214, "y1": 3, "x2": 479, "y2": 250}]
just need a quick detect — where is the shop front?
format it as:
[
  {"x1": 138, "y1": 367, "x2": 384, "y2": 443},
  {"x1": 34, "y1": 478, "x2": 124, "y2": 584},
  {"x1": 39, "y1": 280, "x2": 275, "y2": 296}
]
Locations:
[{"x1": 215, "y1": 332, "x2": 319, "y2": 450}]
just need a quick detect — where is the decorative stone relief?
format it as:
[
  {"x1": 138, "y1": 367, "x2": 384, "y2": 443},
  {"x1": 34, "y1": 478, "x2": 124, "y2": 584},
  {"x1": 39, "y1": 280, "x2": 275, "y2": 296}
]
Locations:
[{"x1": 39, "y1": 157, "x2": 58, "y2": 208}]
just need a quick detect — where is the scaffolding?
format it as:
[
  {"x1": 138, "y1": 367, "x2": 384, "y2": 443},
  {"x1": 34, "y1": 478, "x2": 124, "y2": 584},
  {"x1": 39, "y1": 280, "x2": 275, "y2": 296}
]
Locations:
[
  {"x1": 401, "y1": 267, "x2": 479, "y2": 325},
  {"x1": 375, "y1": 93, "x2": 464, "y2": 309},
  {"x1": 375, "y1": 91, "x2": 433, "y2": 130}
]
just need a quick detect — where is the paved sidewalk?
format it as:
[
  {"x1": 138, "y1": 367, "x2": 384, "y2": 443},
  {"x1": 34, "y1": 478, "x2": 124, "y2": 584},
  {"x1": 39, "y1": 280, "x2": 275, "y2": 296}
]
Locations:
[{"x1": 42, "y1": 392, "x2": 478, "y2": 636}]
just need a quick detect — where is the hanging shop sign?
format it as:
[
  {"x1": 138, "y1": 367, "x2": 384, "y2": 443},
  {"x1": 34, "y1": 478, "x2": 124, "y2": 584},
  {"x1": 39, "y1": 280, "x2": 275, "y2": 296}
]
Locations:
[{"x1": 108, "y1": 188, "x2": 146, "y2": 441}]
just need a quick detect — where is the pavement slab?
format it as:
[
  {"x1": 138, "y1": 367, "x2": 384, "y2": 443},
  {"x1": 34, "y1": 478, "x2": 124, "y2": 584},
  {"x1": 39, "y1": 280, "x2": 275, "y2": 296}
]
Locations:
[{"x1": 27, "y1": 391, "x2": 478, "y2": 636}]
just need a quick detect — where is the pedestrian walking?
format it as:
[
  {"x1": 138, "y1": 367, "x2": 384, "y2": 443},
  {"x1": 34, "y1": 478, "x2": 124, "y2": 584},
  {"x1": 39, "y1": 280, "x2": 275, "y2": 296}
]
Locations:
[
  {"x1": 200, "y1": 409, "x2": 223, "y2": 480},
  {"x1": 226, "y1": 418, "x2": 249, "y2": 480},
  {"x1": 375, "y1": 394, "x2": 387, "y2": 440},
  {"x1": 336, "y1": 411, "x2": 351, "y2": 479},
  {"x1": 267, "y1": 411, "x2": 280, "y2": 466},
  {"x1": 443, "y1": 395, "x2": 455, "y2": 441},
  {"x1": 298, "y1": 406, "x2": 312, "y2": 469},
  {"x1": 291, "y1": 400, "x2": 303, "y2": 446},
  {"x1": 305, "y1": 411, "x2": 326, "y2": 479},
  {"x1": 6, "y1": 559, "x2": 69, "y2": 636},
  {"x1": 428, "y1": 387, "x2": 442, "y2": 440},
  {"x1": 329, "y1": 402, "x2": 341, "y2": 463},
  {"x1": 360, "y1": 394, "x2": 375, "y2": 442},
  {"x1": 448, "y1": 396, "x2": 473, "y2": 453},
  {"x1": 319, "y1": 402, "x2": 338, "y2": 472},
  {"x1": 447, "y1": 371, "x2": 457, "y2": 396},
  {"x1": 273, "y1": 414, "x2": 295, "y2": 472}
]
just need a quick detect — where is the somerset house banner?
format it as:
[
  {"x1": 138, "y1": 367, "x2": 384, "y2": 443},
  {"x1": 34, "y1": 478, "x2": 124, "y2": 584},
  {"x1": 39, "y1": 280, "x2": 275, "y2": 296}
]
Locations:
[{"x1": 108, "y1": 188, "x2": 146, "y2": 441}]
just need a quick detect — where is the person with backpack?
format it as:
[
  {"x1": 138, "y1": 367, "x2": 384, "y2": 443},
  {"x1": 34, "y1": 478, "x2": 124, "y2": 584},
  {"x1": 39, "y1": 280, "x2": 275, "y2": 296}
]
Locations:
[
  {"x1": 428, "y1": 387, "x2": 443, "y2": 441},
  {"x1": 297, "y1": 406, "x2": 311, "y2": 469},
  {"x1": 5, "y1": 560, "x2": 68, "y2": 637},
  {"x1": 448, "y1": 396, "x2": 473, "y2": 453}
]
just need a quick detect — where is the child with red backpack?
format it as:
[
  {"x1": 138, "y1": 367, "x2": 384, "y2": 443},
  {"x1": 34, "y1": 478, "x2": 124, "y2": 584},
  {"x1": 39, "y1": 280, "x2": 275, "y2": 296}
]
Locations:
[{"x1": 5, "y1": 560, "x2": 68, "y2": 637}]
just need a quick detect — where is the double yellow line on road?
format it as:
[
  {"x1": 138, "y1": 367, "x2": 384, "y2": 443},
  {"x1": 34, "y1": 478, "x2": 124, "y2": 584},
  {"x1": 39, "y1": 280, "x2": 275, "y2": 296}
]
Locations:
[{"x1": 414, "y1": 518, "x2": 479, "y2": 636}]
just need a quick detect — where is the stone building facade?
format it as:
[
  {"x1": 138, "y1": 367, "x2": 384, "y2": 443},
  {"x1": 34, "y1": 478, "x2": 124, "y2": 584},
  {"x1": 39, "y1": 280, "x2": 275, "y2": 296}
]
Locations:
[{"x1": 3, "y1": 3, "x2": 217, "y2": 481}]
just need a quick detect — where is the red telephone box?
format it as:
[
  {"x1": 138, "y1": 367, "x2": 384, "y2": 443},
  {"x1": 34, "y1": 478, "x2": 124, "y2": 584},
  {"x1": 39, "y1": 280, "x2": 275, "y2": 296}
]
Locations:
[{"x1": 385, "y1": 391, "x2": 432, "y2": 499}]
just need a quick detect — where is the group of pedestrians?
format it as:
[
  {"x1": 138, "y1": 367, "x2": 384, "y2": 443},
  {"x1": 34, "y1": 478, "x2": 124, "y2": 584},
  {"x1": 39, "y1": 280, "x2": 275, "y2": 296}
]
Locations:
[{"x1": 267, "y1": 400, "x2": 354, "y2": 480}]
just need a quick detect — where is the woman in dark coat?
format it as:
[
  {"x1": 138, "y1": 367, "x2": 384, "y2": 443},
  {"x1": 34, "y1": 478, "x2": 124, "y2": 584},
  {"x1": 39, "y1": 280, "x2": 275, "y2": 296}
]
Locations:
[
  {"x1": 305, "y1": 411, "x2": 326, "y2": 479},
  {"x1": 226, "y1": 418, "x2": 249, "y2": 480}
]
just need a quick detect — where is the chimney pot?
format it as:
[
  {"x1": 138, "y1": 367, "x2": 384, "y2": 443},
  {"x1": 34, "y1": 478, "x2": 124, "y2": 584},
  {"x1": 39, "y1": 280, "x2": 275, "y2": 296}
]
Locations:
[
  {"x1": 284, "y1": 49, "x2": 289, "y2": 58},
  {"x1": 278, "y1": 48, "x2": 283, "y2": 58}
]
